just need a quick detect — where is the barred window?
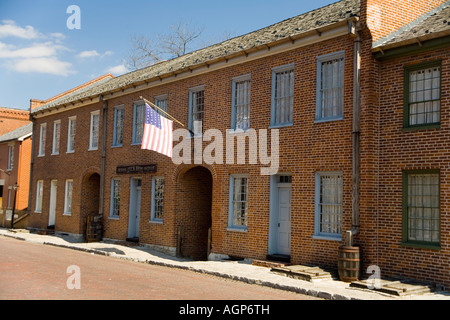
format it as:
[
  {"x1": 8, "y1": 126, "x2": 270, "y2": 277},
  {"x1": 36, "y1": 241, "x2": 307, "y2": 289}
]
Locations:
[
  {"x1": 89, "y1": 111, "x2": 100, "y2": 150},
  {"x1": 189, "y1": 87, "x2": 204, "y2": 136},
  {"x1": 272, "y1": 66, "x2": 294, "y2": 126},
  {"x1": 35, "y1": 180, "x2": 43, "y2": 212},
  {"x1": 151, "y1": 177, "x2": 165, "y2": 221},
  {"x1": 110, "y1": 179, "x2": 121, "y2": 217},
  {"x1": 232, "y1": 76, "x2": 251, "y2": 130},
  {"x1": 229, "y1": 175, "x2": 248, "y2": 229},
  {"x1": 315, "y1": 172, "x2": 342, "y2": 238},
  {"x1": 316, "y1": 52, "x2": 345, "y2": 121},
  {"x1": 405, "y1": 63, "x2": 441, "y2": 127},
  {"x1": 133, "y1": 102, "x2": 145, "y2": 144},
  {"x1": 67, "y1": 117, "x2": 76, "y2": 152},
  {"x1": 38, "y1": 123, "x2": 46, "y2": 156},
  {"x1": 155, "y1": 95, "x2": 168, "y2": 118},
  {"x1": 404, "y1": 171, "x2": 440, "y2": 245},
  {"x1": 52, "y1": 120, "x2": 60, "y2": 154},
  {"x1": 113, "y1": 106, "x2": 124, "y2": 146},
  {"x1": 64, "y1": 180, "x2": 73, "y2": 214}
]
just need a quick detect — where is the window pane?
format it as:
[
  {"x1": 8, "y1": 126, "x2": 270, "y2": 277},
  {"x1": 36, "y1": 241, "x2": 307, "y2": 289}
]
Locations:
[
  {"x1": 318, "y1": 173, "x2": 342, "y2": 235},
  {"x1": 407, "y1": 173, "x2": 439, "y2": 243},
  {"x1": 153, "y1": 177, "x2": 165, "y2": 220},
  {"x1": 232, "y1": 176, "x2": 248, "y2": 227},
  {"x1": 274, "y1": 69, "x2": 294, "y2": 124},
  {"x1": 408, "y1": 66, "x2": 440, "y2": 126},
  {"x1": 134, "y1": 104, "x2": 145, "y2": 143},
  {"x1": 234, "y1": 79, "x2": 251, "y2": 130},
  {"x1": 318, "y1": 56, "x2": 344, "y2": 120},
  {"x1": 90, "y1": 113, "x2": 100, "y2": 149},
  {"x1": 68, "y1": 118, "x2": 76, "y2": 152},
  {"x1": 111, "y1": 180, "x2": 121, "y2": 216},
  {"x1": 114, "y1": 108, "x2": 124, "y2": 146}
]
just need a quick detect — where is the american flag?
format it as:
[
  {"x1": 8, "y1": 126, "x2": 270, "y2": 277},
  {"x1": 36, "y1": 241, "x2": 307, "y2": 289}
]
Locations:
[{"x1": 141, "y1": 103, "x2": 173, "y2": 158}]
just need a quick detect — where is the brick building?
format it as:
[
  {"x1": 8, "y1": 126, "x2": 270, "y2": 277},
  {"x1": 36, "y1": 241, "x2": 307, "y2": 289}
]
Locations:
[
  {"x1": 0, "y1": 122, "x2": 32, "y2": 227},
  {"x1": 27, "y1": 0, "x2": 450, "y2": 287}
]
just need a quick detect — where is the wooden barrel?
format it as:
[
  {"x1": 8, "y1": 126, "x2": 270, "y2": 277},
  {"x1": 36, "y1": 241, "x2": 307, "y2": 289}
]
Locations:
[{"x1": 338, "y1": 245, "x2": 360, "y2": 282}]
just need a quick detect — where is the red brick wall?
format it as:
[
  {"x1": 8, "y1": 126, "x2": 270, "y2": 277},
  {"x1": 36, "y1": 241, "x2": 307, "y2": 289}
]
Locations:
[
  {"x1": 30, "y1": 33, "x2": 356, "y2": 270},
  {"x1": 362, "y1": 0, "x2": 447, "y2": 43},
  {"x1": 375, "y1": 47, "x2": 450, "y2": 286},
  {"x1": 0, "y1": 108, "x2": 30, "y2": 136}
]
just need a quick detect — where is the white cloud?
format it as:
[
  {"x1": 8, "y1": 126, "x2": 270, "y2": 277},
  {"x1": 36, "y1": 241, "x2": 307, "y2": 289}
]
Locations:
[
  {"x1": 0, "y1": 41, "x2": 68, "y2": 59},
  {"x1": 0, "y1": 20, "x2": 42, "y2": 39},
  {"x1": 77, "y1": 50, "x2": 114, "y2": 59},
  {"x1": 106, "y1": 64, "x2": 128, "y2": 75},
  {"x1": 12, "y1": 57, "x2": 75, "y2": 76},
  {"x1": 77, "y1": 50, "x2": 100, "y2": 58}
]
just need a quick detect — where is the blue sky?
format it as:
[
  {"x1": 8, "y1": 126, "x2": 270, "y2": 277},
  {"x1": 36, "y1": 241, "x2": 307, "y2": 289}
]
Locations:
[{"x1": 0, "y1": 0, "x2": 337, "y2": 110}]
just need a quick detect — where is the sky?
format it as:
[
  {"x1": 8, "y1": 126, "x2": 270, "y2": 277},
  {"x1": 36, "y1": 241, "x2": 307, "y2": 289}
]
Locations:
[{"x1": 0, "y1": 0, "x2": 337, "y2": 110}]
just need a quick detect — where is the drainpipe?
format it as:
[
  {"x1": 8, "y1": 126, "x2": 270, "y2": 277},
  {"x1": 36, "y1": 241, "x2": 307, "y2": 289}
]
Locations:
[
  {"x1": 27, "y1": 114, "x2": 36, "y2": 218},
  {"x1": 99, "y1": 95, "x2": 107, "y2": 218},
  {"x1": 348, "y1": 25, "x2": 361, "y2": 247}
]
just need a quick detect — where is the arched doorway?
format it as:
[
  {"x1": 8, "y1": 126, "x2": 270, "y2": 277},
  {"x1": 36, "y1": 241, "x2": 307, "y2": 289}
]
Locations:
[
  {"x1": 81, "y1": 172, "x2": 100, "y2": 237},
  {"x1": 176, "y1": 166, "x2": 213, "y2": 260}
]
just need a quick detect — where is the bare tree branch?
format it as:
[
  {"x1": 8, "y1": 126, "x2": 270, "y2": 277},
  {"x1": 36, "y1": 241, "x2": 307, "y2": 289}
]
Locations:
[{"x1": 125, "y1": 20, "x2": 204, "y2": 70}]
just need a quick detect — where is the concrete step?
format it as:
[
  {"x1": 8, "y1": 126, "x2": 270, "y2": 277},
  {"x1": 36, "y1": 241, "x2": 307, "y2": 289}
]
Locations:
[
  {"x1": 271, "y1": 265, "x2": 336, "y2": 282},
  {"x1": 350, "y1": 278, "x2": 436, "y2": 296}
]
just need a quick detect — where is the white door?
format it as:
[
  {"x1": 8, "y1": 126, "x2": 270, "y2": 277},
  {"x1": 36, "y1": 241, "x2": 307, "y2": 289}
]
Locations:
[
  {"x1": 277, "y1": 186, "x2": 291, "y2": 255},
  {"x1": 128, "y1": 179, "x2": 141, "y2": 239},
  {"x1": 134, "y1": 186, "x2": 141, "y2": 237},
  {"x1": 49, "y1": 180, "x2": 57, "y2": 226}
]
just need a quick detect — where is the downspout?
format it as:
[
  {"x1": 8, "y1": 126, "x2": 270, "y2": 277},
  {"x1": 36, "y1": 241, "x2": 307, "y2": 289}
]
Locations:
[
  {"x1": 99, "y1": 95, "x2": 107, "y2": 218},
  {"x1": 348, "y1": 26, "x2": 361, "y2": 247}
]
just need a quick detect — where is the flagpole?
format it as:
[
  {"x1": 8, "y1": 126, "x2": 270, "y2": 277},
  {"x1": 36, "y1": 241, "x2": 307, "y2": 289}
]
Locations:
[{"x1": 139, "y1": 96, "x2": 194, "y2": 135}]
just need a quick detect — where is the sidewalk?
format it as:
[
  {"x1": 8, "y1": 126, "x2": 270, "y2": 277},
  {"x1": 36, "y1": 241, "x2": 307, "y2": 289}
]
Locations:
[{"x1": 1, "y1": 228, "x2": 449, "y2": 300}]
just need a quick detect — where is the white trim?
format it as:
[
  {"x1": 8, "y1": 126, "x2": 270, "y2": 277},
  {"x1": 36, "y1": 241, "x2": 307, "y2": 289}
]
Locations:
[
  {"x1": 38, "y1": 123, "x2": 47, "y2": 156},
  {"x1": 35, "y1": 180, "x2": 43, "y2": 213},
  {"x1": 67, "y1": 116, "x2": 76, "y2": 153},
  {"x1": 227, "y1": 173, "x2": 249, "y2": 231},
  {"x1": 52, "y1": 120, "x2": 61, "y2": 155},
  {"x1": 63, "y1": 179, "x2": 73, "y2": 215}
]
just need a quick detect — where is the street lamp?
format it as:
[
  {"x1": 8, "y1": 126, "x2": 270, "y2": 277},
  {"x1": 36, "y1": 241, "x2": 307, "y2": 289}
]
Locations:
[{"x1": 10, "y1": 183, "x2": 19, "y2": 229}]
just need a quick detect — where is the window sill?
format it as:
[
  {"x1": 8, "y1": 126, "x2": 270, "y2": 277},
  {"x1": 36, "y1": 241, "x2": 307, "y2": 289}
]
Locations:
[
  {"x1": 108, "y1": 216, "x2": 120, "y2": 220},
  {"x1": 401, "y1": 241, "x2": 440, "y2": 250},
  {"x1": 88, "y1": 148, "x2": 99, "y2": 151},
  {"x1": 111, "y1": 144, "x2": 123, "y2": 148},
  {"x1": 66, "y1": 150, "x2": 75, "y2": 154},
  {"x1": 314, "y1": 116, "x2": 344, "y2": 124},
  {"x1": 268, "y1": 123, "x2": 293, "y2": 129},
  {"x1": 51, "y1": 153, "x2": 59, "y2": 156},
  {"x1": 402, "y1": 123, "x2": 441, "y2": 131},
  {"x1": 131, "y1": 142, "x2": 142, "y2": 146},
  {"x1": 37, "y1": 154, "x2": 45, "y2": 157},
  {"x1": 312, "y1": 234, "x2": 342, "y2": 241},
  {"x1": 34, "y1": 211, "x2": 42, "y2": 214},
  {"x1": 227, "y1": 226, "x2": 248, "y2": 233},
  {"x1": 149, "y1": 219, "x2": 163, "y2": 224},
  {"x1": 63, "y1": 213, "x2": 71, "y2": 216}
]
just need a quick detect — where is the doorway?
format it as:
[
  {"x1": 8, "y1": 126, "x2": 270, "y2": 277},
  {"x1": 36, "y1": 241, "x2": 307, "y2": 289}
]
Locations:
[
  {"x1": 269, "y1": 174, "x2": 292, "y2": 258},
  {"x1": 128, "y1": 178, "x2": 142, "y2": 240},
  {"x1": 176, "y1": 166, "x2": 213, "y2": 260}
]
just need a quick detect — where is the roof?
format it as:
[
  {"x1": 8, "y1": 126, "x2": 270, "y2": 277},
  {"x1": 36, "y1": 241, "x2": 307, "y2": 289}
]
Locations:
[
  {"x1": 31, "y1": 74, "x2": 114, "y2": 114},
  {"x1": 373, "y1": 1, "x2": 450, "y2": 50},
  {"x1": 0, "y1": 122, "x2": 32, "y2": 143},
  {"x1": 31, "y1": 0, "x2": 360, "y2": 115}
]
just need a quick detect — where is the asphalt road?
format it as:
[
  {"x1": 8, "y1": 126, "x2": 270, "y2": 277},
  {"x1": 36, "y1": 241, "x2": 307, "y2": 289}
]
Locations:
[{"x1": 0, "y1": 236, "x2": 321, "y2": 301}]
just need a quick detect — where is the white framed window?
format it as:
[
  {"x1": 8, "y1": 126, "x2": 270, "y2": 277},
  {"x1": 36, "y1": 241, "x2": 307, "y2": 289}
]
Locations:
[
  {"x1": 132, "y1": 101, "x2": 145, "y2": 144},
  {"x1": 316, "y1": 51, "x2": 345, "y2": 122},
  {"x1": 155, "y1": 94, "x2": 168, "y2": 118},
  {"x1": 228, "y1": 174, "x2": 248, "y2": 230},
  {"x1": 7, "y1": 144, "x2": 14, "y2": 170},
  {"x1": 151, "y1": 177, "x2": 165, "y2": 222},
  {"x1": 271, "y1": 64, "x2": 294, "y2": 127},
  {"x1": 67, "y1": 116, "x2": 76, "y2": 153},
  {"x1": 110, "y1": 178, "x2": 121, "y2": 217},
  {"x1": 89, "y1": 110, "x2": 100, "y2": 150},
  {"x1": 314, "y1": 172, "x2": 343, "y2": 240},
  {"x1": 35, "y1": 180, "x2": 44, "y2": 213},
  {"x1": 231, "y1": 74, "x2": 251, "y2": 131},
  {"x1": 113, "y1": 105, "x2": 124, "y2": 147},
  {"x1": 38, "y1": 123, "x2": 47, "y2": 156},
  {"x1": 188, "y1": 86, "x2": 205, "y2": 136},
  {"x1": 64, "y1": 179, "x2": 73, "y2": 215},
  {"x1": 52, "y1": 120, "x2": 61, "y2": 155}
]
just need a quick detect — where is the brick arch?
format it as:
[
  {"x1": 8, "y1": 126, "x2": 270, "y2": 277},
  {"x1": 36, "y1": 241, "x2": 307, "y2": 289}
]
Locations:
[{"x1": 174, "y1": 165, "x2": 213, "y2": 261}]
